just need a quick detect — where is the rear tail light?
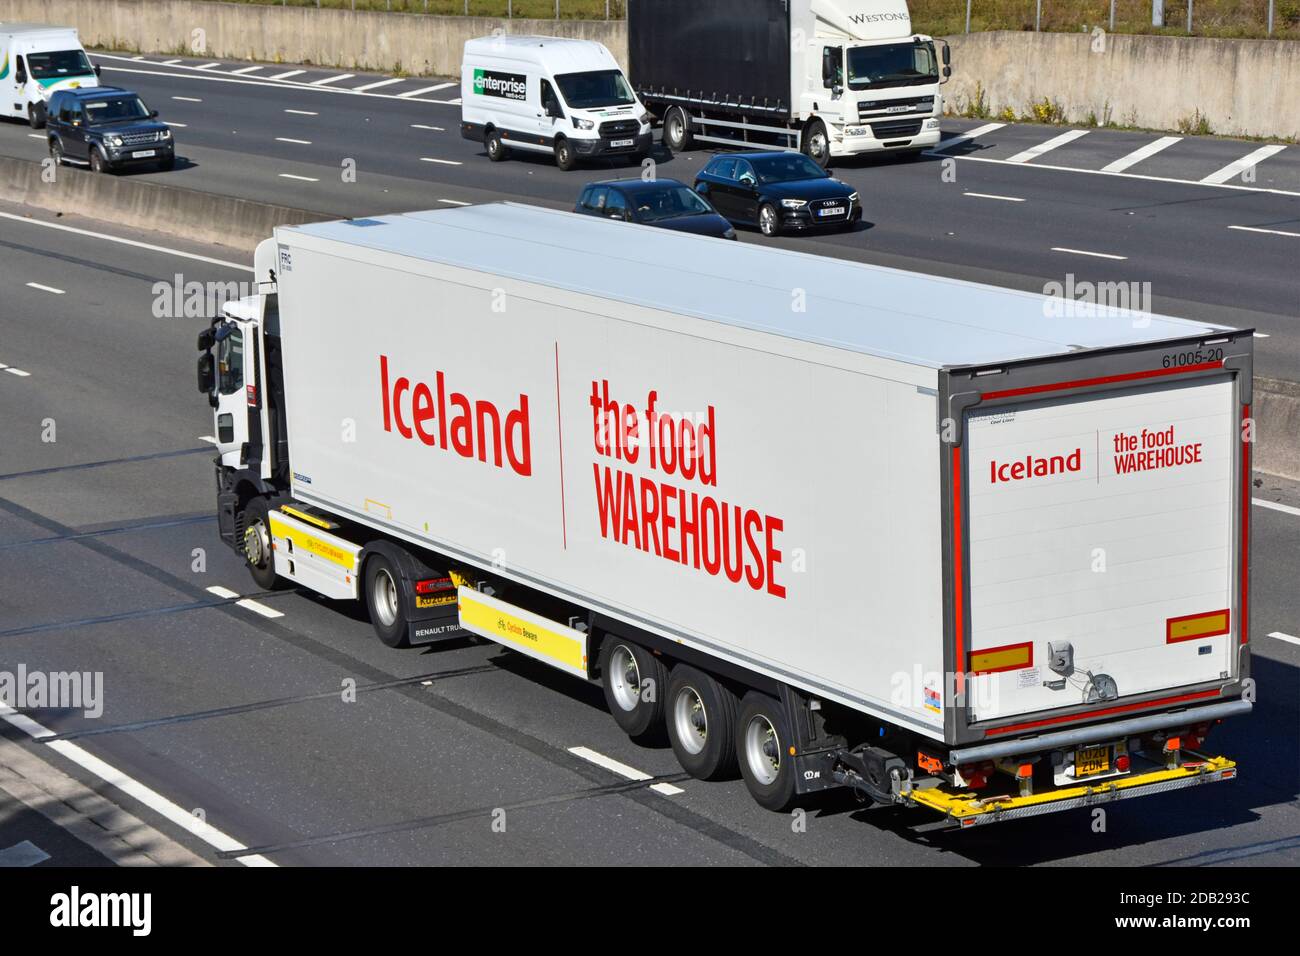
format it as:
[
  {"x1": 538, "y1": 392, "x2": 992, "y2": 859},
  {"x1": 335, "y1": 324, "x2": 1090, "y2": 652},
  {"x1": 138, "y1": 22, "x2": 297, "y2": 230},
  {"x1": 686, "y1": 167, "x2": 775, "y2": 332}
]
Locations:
[
  {"x1": 1115, "y1": 754, "x2": 1131, "y2": 772},
  {"x1": 414, "y1": 577, "x2": 452, "y2": 595}
]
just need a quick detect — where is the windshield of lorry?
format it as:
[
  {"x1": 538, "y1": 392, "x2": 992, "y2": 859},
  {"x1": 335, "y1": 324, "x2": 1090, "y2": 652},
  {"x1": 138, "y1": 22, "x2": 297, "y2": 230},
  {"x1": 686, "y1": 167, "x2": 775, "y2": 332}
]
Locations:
[
  {"x1": 847, "y1": 42, "x2": 938, "y2": 89},
  {"x1": 554, "y1": 70, "x2": 635, "y2": 109},
  {"x1": 629, "y1": 185, "x2": 714, "y2": 222},
  {"x1": 82, "y1": 96, "x2": 150, "y2": 125},
  {"x1": 27, "y1": 49, "x2": 94, "y2": 79},
  {"x1": 749, "y1": 154, "x2": 828, "y2": 184}
]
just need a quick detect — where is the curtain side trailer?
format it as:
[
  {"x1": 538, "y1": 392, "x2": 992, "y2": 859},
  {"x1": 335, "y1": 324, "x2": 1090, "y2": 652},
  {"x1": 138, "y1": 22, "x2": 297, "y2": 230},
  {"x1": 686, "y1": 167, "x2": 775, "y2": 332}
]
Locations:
[{"x1": 197, "y1": 203, "x2": 1250, "y2": 826}]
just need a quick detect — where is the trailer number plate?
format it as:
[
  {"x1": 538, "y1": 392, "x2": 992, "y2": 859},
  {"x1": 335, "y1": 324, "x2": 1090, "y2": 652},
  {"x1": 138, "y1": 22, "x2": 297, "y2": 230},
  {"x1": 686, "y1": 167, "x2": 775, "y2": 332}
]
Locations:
[
  {"x1": 416, "y1": 593, "x2": 456, "y2": 609},
  {"x1": 610, "y1": 138, "x2": 634, "y2": 147},
  {"x1": 1074, "y1": 745, "x2": 1110, "y2": 777}
]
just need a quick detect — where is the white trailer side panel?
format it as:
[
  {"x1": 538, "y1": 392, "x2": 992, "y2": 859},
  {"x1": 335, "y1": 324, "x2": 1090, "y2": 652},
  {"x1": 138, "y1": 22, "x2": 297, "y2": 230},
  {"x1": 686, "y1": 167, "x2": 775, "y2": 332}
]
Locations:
[{"x1": 275, "y1": 244, "x2": 947, "y2": 734}]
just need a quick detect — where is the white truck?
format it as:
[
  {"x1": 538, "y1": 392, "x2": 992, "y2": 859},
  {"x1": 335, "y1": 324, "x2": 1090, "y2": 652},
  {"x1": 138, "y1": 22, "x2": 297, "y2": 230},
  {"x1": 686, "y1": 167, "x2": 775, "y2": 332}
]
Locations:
[
  {"x1": 0, "y1": 23, "x2": 100, "y2": 128},
  {"x1": 629, "y1": 0, "x2": 948, "y2": 165},
  {"x1": 198, "y1": 203, "x2": 1251, "y2": 826}
]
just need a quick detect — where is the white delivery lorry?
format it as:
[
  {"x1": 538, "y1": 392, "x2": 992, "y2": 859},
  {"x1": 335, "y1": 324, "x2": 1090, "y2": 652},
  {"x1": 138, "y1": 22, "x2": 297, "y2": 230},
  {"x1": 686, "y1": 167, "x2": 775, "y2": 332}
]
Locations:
[
  {"x1": 0, "y1": 23, "x2": 99, "y2": 128},
  {"x1": 629, "y1": 0, "x2": 947, "y2": 165},
  {"x1": 198, "y1": 204, "x2": 1250, "y2": 826},
  {"x1": 460, "y1": 35, "x2": 652, "y2": 171}
]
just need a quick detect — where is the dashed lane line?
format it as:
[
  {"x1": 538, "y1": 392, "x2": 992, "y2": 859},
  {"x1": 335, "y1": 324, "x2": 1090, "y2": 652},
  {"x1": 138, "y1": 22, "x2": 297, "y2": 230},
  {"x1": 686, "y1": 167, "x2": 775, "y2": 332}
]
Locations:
[
  {"x1": 927, "y1": 122, "x2": 1004, "y2": 152},
  {"x1": 309, "y1": 72, "x2": 355, "y2": 86},
  {"x1": 278, "y1": 173, "x2": 319, "y2": 182},
  {"x1": 569, "y1": 746, "x2": 685, "y2": 796},
  {"x1": 1101, "y1": 135, "x2": 1182, "y2": 173},
  {"x1": 1050, "y1": 246, "x2": 1128, "y2": 261},
  {"x1": 1229, "y1": 225, "x2": 1300, "y2": 239},
  {"x1": 1254, "y1": 498, "x2": 1300, "y2": 518},
  {"x1": 1202, "y1": 144, "x2": 1288, "y2": 185},
  {"x1": 963, "y1": 191, "x2": 1025, "y2": 202},
  {"x1": 267, "y1": 70, "x2": 305, "y2": 81},
  {"x1": 400, "y1": 82, "x2": 456, "y2": 98},
  {"x1": 1267, "y1": 632, "x2": 1300, "y2": 647},
  {"x1": 1006, "y1": 128, "x2": 1091, "y2": 164},
  {"x1": 352, "y1": 77, "x2": 404, "y2": 93},
  {"x1": 24, "y1": 282, "x2": 63, "y2": 294}
]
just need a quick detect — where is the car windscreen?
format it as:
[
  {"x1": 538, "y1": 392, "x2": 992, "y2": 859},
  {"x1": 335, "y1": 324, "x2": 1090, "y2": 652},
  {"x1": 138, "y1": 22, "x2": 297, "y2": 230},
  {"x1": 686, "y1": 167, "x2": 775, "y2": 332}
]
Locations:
[
  {"x1": 554, "y1": 70, "x2": 635, "y2": 109},
  {"x1": 27, "y1": 49, "x2": 94, "y2": 79},
  {"x1": 750, "y1": 154, "x2": 828, "y2": 184},
  {"x1": 847, "y1": 42, "x2": 938, "y2": 89},
  {"x1": 628, "y1": 185, "x2": 713, "y2": 223},
  {"x1": 82, "y1": 96, "x2": 150, "y2": 124}
]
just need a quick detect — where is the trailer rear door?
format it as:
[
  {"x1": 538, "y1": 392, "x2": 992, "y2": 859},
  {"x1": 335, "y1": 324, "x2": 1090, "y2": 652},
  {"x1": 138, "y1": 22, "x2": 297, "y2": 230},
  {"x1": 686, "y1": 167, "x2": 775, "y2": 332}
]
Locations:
[{"x1": 963, "y1": 375, "x2": 1238, "y2": 723}]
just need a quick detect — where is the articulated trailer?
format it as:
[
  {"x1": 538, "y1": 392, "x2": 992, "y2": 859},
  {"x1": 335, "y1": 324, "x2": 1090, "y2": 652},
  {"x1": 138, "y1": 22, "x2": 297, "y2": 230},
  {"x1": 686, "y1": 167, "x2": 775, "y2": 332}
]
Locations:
[{"x1": 198, "y1": 204, "x2": 1250, "y2": 825}]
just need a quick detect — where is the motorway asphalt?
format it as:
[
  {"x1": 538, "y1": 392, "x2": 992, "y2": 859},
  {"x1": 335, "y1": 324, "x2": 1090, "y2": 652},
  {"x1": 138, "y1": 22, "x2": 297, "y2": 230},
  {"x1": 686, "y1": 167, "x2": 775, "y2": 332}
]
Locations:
[
  {"x1": 0, "y1": 206, "x2": 1297, "y2": 866},
  {"x1": 0, "y1": 51, "x2": 1296, "y2": 382}
]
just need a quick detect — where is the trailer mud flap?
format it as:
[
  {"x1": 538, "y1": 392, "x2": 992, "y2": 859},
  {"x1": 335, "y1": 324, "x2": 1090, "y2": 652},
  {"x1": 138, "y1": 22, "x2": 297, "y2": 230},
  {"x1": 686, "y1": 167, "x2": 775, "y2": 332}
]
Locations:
[
  {"x1": 906, "y1": 755, "x2": 1236, "y2": 828},
  {"x1": 457, "y1": 587, "x2": 589, "y2": 678}
]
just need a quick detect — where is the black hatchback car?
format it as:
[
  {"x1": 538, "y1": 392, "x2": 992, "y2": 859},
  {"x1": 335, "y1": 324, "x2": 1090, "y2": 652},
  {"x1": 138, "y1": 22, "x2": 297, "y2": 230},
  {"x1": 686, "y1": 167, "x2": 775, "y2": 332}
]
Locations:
[
  {"x1": 47, "y1": 87, "x2": 175, "y2": 173},
  {"x1": 574, "y1": 178, "x2": 736, "y2": 239},
  {"x1": 694, "y1": 152, "x2": 860, "y2": 237}
]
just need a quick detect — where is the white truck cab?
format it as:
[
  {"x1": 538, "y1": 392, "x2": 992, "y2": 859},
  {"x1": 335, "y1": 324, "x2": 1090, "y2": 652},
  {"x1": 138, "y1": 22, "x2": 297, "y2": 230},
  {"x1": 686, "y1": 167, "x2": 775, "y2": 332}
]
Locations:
[
  {"x1": 460, "y1": 35, "x2": 653, "y2": 171},
  {"x1": 0, "y1": 23, "x2": 100, "y2": 128}
]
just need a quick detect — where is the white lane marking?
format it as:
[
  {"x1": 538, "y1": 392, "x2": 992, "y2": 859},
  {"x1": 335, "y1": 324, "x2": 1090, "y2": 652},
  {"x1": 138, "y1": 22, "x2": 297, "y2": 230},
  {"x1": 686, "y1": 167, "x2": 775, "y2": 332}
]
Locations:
[
  {"x1": 0, "y1": 211, "x2": 251, "y2": 271},
  {"x1": 445, "y1": 97, "x2": 462, "y2": 106},
  {"x1": 1006, "y1": 128, "x2": 1091, "y2": 164},
  {"x1": 236, "y1": 599, "x2": 284, "y2": 619},
  {"x1": 963, "y1": 191, "x2": 1025, "y2": 202},
  {"x1": 168, "y1": 122, "x2": 188, "y2": 128},
  {"x1": 351, "y1": 77, "x2": 404, "y2": 93},
  {"x1": 0, "y1": 841, "x2": 51, "y2": 867},
  {"x1": 198, "y1": 435, "x2": 218, "y2": 444},
  {"x1": 231, "y1": 65, "x2": 263, "y2": 75},
  {"x1": 278, "y1": 173, "x2": 319, "y2": 182},
  {"x1": 0, "y1": 704, "x2": 275, "y2": 867},
  {"x1": 568, "y1": 746, "x2": 684, "y2": 795},
  {"x1": 206, "y1": 585, "x2": 240, "y2": 599},
  {"x1": 161, "y1": 59, "x2": 181, "y2": 65},
  {"x1": 309, "y1": 73, "x2": 355, "y2": 86},
  {"x1": 195, "y1": 62, "x2": 222, "y2": 71},
  {"x1": 285, "y1": 109, "x2": 318, "y2": 116},
  {"x1": 399, "y1": 82, "x2": 455, "y2": 98},
  {"x1": 172, "y1": 95, "x2": 202, "y2": 102},
  {"x1": 1051, "y1": 246, "x2": 1128, "y2": 260},
  {"x1": 411, "y1": 124, "x2": 445, "y2": 131},
  {"x1": 275, "y1": 137, "x2": 312, "y2": 145},
  {"x1": 420, "y1": 157, "x2": 462, "y2": 166},
  {"x1": 928, "y1": 122, "x2": 1005, "y2": 153},
  {"x1": 27, "y1": 133, "x2": 44, "y2": 140},
  {"x1": 25, "y1": 282, "x2": 64, "y2": 294},
  {"x1": 1254, "y1": 332, "x2": 1270, "y2": 337},
  {"x1": 1101, "y1": 135, "x2": 1182, "y2": 173},
  {"x1": 267, "y1": 70, "x2": 306, "y2": 81},
  {"x1": 4, "y1": 368, "x2": 31, "y2": 377},
  {"x1": 438, "y1": 199, "x2": 470, "y2": 205},
  {"x1": 1254, "y1": 498, "x2": 1300, "y2": 518},
  {"x1": 1228, "y1": 224, "x2": 1300, "y2": 238},
  {"x1": 1202, "y1": 144, "x2": 1288, "y2": 185},
  {"x1": 1266, "y1": 631, "x2": 1300, "y2": 647}
]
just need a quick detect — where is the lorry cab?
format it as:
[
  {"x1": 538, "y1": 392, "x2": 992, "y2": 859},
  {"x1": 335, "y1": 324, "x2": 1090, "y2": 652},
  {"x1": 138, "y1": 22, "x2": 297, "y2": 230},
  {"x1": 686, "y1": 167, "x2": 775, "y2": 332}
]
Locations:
[
  {"x1": 0, "y1": 23, "x2": 100, "y2": 128},
  {"x1": 460, "y1": 35, "x2": 652, "y2": 171}
]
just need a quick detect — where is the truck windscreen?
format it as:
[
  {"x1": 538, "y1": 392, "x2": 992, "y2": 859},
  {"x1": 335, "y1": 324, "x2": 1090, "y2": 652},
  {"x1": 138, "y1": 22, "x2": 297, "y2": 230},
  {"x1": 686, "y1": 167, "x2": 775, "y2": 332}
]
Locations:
[
  {"x1": 554, "y1": 70, "x2": 636, "y2": 109},
  {"x1": 847, "y1": 42, "x2": 937, "y2": 89},
  {"x1": 27, "y1": 49, "x2": 94, "y2": 79}
]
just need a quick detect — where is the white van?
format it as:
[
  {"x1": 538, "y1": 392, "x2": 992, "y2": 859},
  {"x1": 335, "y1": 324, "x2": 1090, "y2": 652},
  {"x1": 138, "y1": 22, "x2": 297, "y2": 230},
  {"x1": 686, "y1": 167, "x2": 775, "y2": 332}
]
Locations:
[
  {"x1": 0, "y1": 23, "x2": 100, "y2": 128},
  {"x1": 460, "y1": 35, "x2": 652, "y2": 171}
]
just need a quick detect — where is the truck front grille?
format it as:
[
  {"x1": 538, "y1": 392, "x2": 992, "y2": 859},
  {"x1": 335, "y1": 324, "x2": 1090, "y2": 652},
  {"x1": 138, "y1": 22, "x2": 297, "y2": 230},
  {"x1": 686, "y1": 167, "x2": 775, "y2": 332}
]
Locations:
[
  {"x1": 869, "y1": 119, "x2": 923, "y2": 140},
  {"x1": 599, "y1": 119, "x2": 640, "y2": 138}
]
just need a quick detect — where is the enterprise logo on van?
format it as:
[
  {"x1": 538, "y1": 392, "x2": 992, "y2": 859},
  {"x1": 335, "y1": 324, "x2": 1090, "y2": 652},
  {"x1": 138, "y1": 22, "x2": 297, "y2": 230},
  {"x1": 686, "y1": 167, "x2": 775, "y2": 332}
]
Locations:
[{"x1": 473, "y1": 68, "x2": 527, "y2": 101}]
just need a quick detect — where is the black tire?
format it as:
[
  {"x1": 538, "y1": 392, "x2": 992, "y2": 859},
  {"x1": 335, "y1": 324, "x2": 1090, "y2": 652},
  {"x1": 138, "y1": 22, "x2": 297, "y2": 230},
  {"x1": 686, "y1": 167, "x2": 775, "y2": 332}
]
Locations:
[
  {"x1": 89, "y1": 148, "x2": 109, "y2": 174},
  {"x1": 49, "y1": 140, "x2": 64, "y2": 166},
  {"x1": 757, "y1": 202, "x2": 781, "y2": 238},
  {"x1": 554, "y1": 136, "x2": 577, "y2": 171},
  {"x1": 485, "y1": 128, "x2": 507, "y2": 162},
  {"x1": 802, "y1": 118, "x2": 831, "y2": 168},
  {"x1": 665, "y1": 665, "x2": 739, "y2": 780},
  {"x1": 598, "y1": 638, "x2": 666, "y2": 740},
  {"x1": 239, "y1": 497, "x2": 282, "y2": 592},
  {"x1": 736, "y1": 691, "x2": 798, "y2": 812},
  {"x1": 663, "y1": 106, "x2": 692, "y2": 152},
  {"x1": 28, "y1": 102, "x2": 46, "y2": 130},
  {"x1": 363, "y1": 552, "x2": 410, "y2": 648}
]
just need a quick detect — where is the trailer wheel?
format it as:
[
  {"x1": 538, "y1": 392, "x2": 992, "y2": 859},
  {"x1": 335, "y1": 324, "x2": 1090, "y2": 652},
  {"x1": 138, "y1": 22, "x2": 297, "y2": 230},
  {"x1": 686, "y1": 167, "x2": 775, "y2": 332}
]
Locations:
[
  {"x1": 599, "y1": 639, "x2": 666, "y2": 740},
  {"x1": 240, "y1": 497, "x2": 282, "y2": 592},
  {"x1": 485, "y1": 128, "x2": 507, "y2": 162},
  {"x1": 802, "y1": 119, "x2": 831, "y2": 168},
  {"x1": 554, "y1": 137, "x2": 577, "y2": 171},
  {"x1": 666, "y1": 665, "x2": 739, "y2": 780},
  {"x1": 364, "y1": 553, "x2": 410, "y2": 648},
  {"x1": 663, "y1": 106, "x2": 692, "y2": 152},
  {"x1": 737, "y1": 691, "x2": 797, "y2": 811}
]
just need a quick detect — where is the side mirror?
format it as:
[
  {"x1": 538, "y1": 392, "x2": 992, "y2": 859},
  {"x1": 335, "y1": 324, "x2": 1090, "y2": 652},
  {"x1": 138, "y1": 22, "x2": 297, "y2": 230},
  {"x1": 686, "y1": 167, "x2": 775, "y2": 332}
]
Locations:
[
  {"x1": 197, "y1": 352, "x2": 215, "y2": 395},
  {"x1": 197, "y1": 328, "x2": 215, "y2": 351},
  {"x1": 150, "y1": 109, "x2": 159, "y2": 118},
  {"x1": 943, "y1": 66, "x2": 952, "y2": 79},
  {"x1": 942, "y1": 42, "x2": 951, "y2": 66},
  {"x1": 15, "y1": 70, "x2": 26, "y2": 85},
  {"x1": 94, "y1": 64, "x2": 102, "y2": 78}
]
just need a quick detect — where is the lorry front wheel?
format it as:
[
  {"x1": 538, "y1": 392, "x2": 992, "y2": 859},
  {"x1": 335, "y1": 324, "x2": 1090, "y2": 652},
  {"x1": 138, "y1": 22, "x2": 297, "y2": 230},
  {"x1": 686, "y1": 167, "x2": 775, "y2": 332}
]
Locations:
[
  {"x1": 663, "y1": 107, "x2": 692, "y2": 152},
  {"x1": 554, "y1": 137, "x2": 577, "y2": 171},
  {"x1": 240, "y1": 497, "x2": 282, "y2": 592},
  {"x1": 737, "y1": 691, "x2": 798, "y2": 811},
  {"x1": 486, "y1": 129, "x2": 507, "y2": 162},
  {"x1": 364, "y1": 553, "x2": 410, "y2": 649},
  {"x1": 599, "y1": 638, "x2": 666, "y2": 740},
  {"x1": 27, "y1": 102, "x2": 46, "y2": 129},
  {"x1": 666, "y1": 665, "x2": 739, "y2": 780},
  {"x1": 802, "y1": 120, "x2": 831, "y2": 168}
]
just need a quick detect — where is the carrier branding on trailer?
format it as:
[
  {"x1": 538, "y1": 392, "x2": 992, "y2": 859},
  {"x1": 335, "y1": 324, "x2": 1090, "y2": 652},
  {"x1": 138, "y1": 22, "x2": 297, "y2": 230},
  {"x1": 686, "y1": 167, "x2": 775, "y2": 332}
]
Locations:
[{"x1": 197, "y1": 203, "x2": 1248, "y2": 825}]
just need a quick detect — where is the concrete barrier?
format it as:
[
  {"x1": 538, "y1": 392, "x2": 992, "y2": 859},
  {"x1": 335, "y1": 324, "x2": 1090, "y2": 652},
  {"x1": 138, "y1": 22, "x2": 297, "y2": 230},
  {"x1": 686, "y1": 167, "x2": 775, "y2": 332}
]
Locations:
[
  {"x1": 0, "y1": 155, "x2": 332, "y2": 252},
  {"x1": 0, "y1": 0, "x2": 629, "y2": 77},
  {"x1": 1255, "y1": 378, "x2": 1300, "y2": 482},
  {"x1": 944, "y1": 31, "x2": 1300, "y2": 141}
]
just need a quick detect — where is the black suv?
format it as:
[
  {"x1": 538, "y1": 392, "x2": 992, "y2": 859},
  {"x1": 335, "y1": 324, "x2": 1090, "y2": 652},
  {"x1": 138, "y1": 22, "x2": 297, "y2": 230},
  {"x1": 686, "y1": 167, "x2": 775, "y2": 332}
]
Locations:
[{"x1": 47, "y1": 87, "x2": 175, "y2": 173}]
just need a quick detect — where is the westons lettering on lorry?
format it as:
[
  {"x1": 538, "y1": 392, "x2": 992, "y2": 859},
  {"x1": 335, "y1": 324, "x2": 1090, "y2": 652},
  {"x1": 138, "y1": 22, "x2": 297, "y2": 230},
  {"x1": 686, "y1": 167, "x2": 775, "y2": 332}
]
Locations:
[
  {"x1": 629, "y1": 0, "x2": 948, "y2": 165},
  {"x1": 198, "y1": 203, "x2": 1249, "y2": 826}
]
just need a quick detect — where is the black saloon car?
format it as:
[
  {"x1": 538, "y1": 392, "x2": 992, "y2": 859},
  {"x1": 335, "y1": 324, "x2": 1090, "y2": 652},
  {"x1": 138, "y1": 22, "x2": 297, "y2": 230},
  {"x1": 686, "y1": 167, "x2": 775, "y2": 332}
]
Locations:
[
  {"x1": 693, "y1": 152, "x2": 860, "y2": 237},
  {"x1": 574, "y1": 178, "x2": 736, "y2": 239},
  {"x1": 47, "y1": 87, "x2": 175, "y2": 173}
]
